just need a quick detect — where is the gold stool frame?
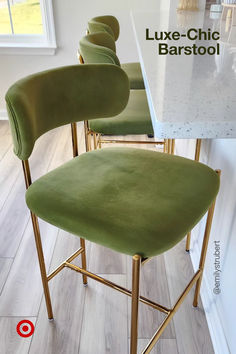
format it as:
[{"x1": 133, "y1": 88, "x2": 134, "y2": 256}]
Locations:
[
  {"x1": 22, "y1": 122, "x2": 219, "y2": 353},
  {"x1": 186, "y1": 138, "x2": 202, "y2": 251}
]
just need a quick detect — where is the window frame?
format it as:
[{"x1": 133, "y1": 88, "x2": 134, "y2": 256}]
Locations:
[{"x1": 0, "y1": 0, "x2": 56, "y2": 55}]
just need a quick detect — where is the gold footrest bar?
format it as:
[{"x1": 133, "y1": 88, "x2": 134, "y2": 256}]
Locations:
[
  {"x1": 47, "y1": 247, "x2": 84, "y2": 281},
  {"x1": 99, "y1": 139, "x2": 165, "y2": 145},
  {"x1": 66, "y1": 247, "x2": 84, "y2": 263},
  {"x1": 65, "y1": 262, "x2": 171, "y2": 315},
  {"x1": 47, "y1": 263, "x2": 65, "y2": 282},
  {"x1": 142, "y1": 269, "x2": 202, "y2": 353}
]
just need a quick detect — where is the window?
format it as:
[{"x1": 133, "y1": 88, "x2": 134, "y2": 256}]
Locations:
[{"x1": 0, "y1": 0, "x2": 56, "y2": 54}]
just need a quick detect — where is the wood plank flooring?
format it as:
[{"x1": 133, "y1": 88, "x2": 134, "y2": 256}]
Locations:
[{"x1": 0, "y1": 121, "x2": 214, "y2": 354}]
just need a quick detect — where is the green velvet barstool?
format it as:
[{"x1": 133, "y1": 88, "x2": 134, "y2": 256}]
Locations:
[
  {"x1": 6, "y1": 64, "x2": 220, "y2": 354},
  {"x1": 88, "y1": 15, "x2": 144, "y2": 90},
  {"x1": 79, "y1": 32, "x2": 166, "y2": 151}
]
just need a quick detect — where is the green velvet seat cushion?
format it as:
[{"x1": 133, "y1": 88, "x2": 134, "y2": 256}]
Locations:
[
  {"x1": 89, "y1": 90, "x2": 153, "y2": 135},
  {"x1": 26, "y1": 147, "x2": 219, "y2": 258},
  {"x1": 121, "y1": 62, "x2": 145, "y2": 89}
]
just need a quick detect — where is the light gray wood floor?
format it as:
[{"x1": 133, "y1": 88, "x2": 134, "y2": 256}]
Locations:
[{"x1": 0, "y1": 121, "x2": 214, "y2": 354}]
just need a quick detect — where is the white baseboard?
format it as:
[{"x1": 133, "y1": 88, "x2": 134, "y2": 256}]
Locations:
[
  {"x1": 0, "y1": 109, "x2": 8, "y2": 120},
  {"x1": 190, "y1": 243, "x2": 230, "y2": 354}
]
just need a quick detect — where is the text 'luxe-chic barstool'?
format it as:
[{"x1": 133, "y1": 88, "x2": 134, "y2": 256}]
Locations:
[{"x1": 5, "y1": 64, "x2": 220, "y2": 354}]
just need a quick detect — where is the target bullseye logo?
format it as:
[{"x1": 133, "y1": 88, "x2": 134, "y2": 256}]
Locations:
[{"x1": 16, "y1": 320, "x2": 34, "y2": 337}]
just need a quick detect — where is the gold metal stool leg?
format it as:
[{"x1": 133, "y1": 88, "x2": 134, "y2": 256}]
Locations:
[
  {"x1": 88, "y1": 131, "x2": 92, "y2": 151},
  {"x1": 186, "y1": 232, "x2": 191, "y2": 252},
  {"x1": 31, "y1": 212, "x2": 54, "y2": 319},
  {"x1": 167, "y1": 139, "x2": 172, "y2": 154},
  {"x1": 164, "y1": 139, "x2": 168, "y2": 153},
  {"x1": 22, "y1": 160, "x2": 53, "y2": 319},
  {"x1": 186, "y1": 138, "x2": 202, "y2": 252},
  {"x1": 166, "y1": 139, "x2": 175, "y2": 154},
  {"x1": 98, "y1": 134, "x2": 102, "y2": 149},
  {"x1": 93, "y1": 133, "x2": 97, "y2": 150},
  {"x1": 193, "y1": 169, "x2": 220, "y2": 306},
  {"x1": 84, "y1": 120, "x2": 90, "y2": 152},
  {"x1": 194, "y1": 139, "x2": 201, "y2": 162},
  {"x1": 130, "y1": 255, "x2": 141, "y2": 354},
  {"x1": 171, "y1": 139, "x2": 175, "y2": 155},
  {"x1": 71, "y1": 122, "x2": 78, "y2": 157},
  {"x1": 80, "y1": 238, "x2": 88, "y2": 286},
  {"x1": 79, "y1": 54, "x2": 84, "y2": 64},
  {"x1": 71, "y1": 122, "x2": 88, "y2": 285}
]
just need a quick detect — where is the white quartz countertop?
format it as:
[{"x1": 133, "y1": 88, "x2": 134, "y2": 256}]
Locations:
[{"x1": 131, "y1": 9, "x2": 236, "y2": 139}]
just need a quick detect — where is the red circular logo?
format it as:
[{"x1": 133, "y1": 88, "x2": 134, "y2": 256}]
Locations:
[{"x1": 16, "y1": 320, "x2": 34, "y2": 337}]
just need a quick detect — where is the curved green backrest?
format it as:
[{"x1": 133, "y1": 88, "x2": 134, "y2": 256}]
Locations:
[
  {"x1": 88, "y1": 15, "x2": 120, "y2": 41},
  {"x1": 79, "y1": 32, "x2": 120, "y2": 66},
  {"x1": 5, "y1": 64, "x2": 129, "y2": 160}
]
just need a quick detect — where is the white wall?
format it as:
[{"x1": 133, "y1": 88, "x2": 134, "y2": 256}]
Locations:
[{"x1": 176, "y1": 138, "x2": 236, "y2": 354}]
